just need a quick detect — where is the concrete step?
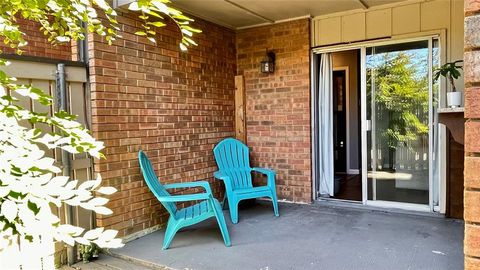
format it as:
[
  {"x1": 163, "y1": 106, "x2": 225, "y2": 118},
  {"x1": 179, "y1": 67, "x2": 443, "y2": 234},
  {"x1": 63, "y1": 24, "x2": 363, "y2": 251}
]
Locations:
[{"x1": 61, "y1": 254, "x2": 163, "y2": 270}]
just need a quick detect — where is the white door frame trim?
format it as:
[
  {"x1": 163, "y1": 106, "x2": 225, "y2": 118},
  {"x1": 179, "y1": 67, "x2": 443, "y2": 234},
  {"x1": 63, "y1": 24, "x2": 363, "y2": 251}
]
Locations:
[{"x1": 311, "y1": 32, "x2": 446, "y2": 213}]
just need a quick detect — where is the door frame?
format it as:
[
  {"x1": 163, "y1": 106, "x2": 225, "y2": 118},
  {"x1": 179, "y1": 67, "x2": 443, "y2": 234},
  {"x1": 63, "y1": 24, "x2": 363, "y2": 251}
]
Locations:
[{"x1": 311, "y1": 32, "x2": 447, "y2": 213}]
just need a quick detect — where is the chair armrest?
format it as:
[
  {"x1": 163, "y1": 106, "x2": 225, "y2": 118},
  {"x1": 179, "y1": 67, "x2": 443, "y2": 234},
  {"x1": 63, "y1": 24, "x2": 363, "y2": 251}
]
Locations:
[
  {"x1": 213, "y1": 171, "x2": 233, "y2": 192},
  {"x1": 157, "y1": 193, "x2": 211, "y2": 202},
  {"x1": 163, "y1": 181, "x2": 212, "y2": 194},
  {"x1": 252, "y1": 167, "x2": 275, "y2": 176},
  {"x1": 213, "y1": 171, "x2": 230, "y2": 180},
  {"x1": 252, "y1": 167, "x2": 276, "y2": 188}
]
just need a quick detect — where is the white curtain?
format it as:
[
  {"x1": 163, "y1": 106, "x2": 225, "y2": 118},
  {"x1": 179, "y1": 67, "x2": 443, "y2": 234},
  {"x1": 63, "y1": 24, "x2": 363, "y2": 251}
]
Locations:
[{"x1": 318, "y1": 53, "x2": 334, "y2": 196}]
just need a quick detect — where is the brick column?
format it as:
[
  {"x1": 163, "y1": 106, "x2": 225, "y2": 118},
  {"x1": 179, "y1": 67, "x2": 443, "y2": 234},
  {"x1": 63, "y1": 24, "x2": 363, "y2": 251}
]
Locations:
[
  {"x1": 464, "y1": 1, "x2": 480, "y2": 269},
  {"x1": 236, "y1": 19, "x2": 312, "y2": 203}
]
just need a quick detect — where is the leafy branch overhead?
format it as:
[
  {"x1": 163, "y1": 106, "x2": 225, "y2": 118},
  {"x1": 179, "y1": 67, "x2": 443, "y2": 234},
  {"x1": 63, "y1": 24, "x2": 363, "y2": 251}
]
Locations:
[
  {"x1": 0, "y1": 0, "x2": 201, "y2": 261},
  {"x1": 128, "y1": 0, "x2": 202, "y2": 51},
  {"x1": 0, "y1": 0, "x2": 201, "y2": 53}
]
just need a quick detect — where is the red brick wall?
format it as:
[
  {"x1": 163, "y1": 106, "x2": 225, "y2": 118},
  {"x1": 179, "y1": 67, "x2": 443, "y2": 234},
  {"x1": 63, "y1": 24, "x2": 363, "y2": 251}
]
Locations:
[
  {"x1": 236, "y1": 19, "x2": 312, "y2": 203},
  {"x1": 464, "y1": 0, "x2": 480, "y2": 269},
  {"x1": 0, "y1": 18, "x2": 73, "y2": 60},
  {"x1": 88, "y1": 11, "x2": 236, "y2": 236}
]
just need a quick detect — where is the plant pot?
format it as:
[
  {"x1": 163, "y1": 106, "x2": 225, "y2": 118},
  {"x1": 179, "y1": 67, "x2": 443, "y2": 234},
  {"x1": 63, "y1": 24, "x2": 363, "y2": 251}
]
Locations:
[{"x1": 447, "y1": 91, "x2": 463, "y2": 108}]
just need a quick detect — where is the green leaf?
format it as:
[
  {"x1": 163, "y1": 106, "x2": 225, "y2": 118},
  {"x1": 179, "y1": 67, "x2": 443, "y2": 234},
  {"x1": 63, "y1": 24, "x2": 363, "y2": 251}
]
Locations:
[
  {"x1": 8, "y1": 191, "x2": 24, "y2": 200},
  {"x1": 173, "y1": 14, "x2": 193, "y2": 21},
  {"x1": 182, "y1": 26, "x2": 202, "y2": 33},
  {"x1": 147, "y1": 21, "x2": 166, "y2": 27},
  {"x1": 183, "y1": 37, "x2": 197, "y2": 46},
  {"x1": 135, "y1": 31, "x2": 147, "y2": 36},
  {"x1": 179, "y1": 43, "x2": 187, "y2": 51},
  {"x1": 28, "y1": 201, "x2": 40, "y2": 215},
  {"x1": 146, "y1": 10, "x2": 164, "y2": 19}
]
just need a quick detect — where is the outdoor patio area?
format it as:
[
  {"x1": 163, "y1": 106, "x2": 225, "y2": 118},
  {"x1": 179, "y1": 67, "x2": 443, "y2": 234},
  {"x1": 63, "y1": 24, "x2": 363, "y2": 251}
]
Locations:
[
  {"x1": 105, "y1": 202, "x2": 464, "y2": 270},
  {"x1": 4, "y1": 0, "x2": 480, "y2": 269}
]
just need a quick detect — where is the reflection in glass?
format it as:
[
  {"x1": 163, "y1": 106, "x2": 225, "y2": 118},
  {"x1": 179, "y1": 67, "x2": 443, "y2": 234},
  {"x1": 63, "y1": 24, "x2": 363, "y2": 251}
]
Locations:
[{"x1": 366, "y1": 40, "x2": 436, "y2": 205}]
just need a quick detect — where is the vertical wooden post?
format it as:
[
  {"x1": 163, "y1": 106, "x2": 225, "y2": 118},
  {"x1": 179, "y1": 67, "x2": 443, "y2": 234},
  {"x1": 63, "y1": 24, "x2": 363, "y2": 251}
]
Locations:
[{"x1": 235, "y1": 75, "x2": 246, "y2": 143}]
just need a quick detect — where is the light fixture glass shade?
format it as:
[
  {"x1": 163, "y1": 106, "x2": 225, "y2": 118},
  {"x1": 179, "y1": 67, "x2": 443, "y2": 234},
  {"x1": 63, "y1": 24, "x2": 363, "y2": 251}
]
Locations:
[{"x1": 260, "y1": 51, "x2": 275, "y2": 73}]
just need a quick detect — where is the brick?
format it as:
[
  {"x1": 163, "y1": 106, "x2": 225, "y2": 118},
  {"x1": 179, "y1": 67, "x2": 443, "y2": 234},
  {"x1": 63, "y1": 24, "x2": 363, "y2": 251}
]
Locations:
[
  {"x1": 465, "y1": 0, "x2": 480, "y2": 13},
  {"x1": 465, "y1": 15, "x2": 480, "y2": 49},
  {"x1": 465, "y1": 190, "x2": 480, "y2": 223},
  {"x1": 465, "y1": 121, "x2": 480, "y2": 152},
  {"x1": 465, "y1": 157, "x2": 480, "y2": 188},
  {"x1": 237, "y1": 19, "x2": 312, "y2": 203},
  {"x1": 465, "y1": 87, "x2": 480, "y2": 118},
  {"x1": 465, "y1": 224, "x2": 480, "y2": 257},
  {"x1": 465, "y1": 256, "x2": 480, "y2": 270},
  {"x1": 464, "y1": 51, "x2": 480, "y2": 84},
  {"x1": 465, "y1": 9, "x2": 480, "y2": 263}
]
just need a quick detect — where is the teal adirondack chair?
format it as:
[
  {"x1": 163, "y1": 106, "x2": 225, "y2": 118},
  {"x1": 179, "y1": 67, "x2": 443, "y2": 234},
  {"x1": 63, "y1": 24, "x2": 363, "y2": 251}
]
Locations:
[
  {"x1": 138, "y1": 151, "x2": 231, "y2": 250},
  {"x1": 213, "y1": 138, "x2": 279, "y2": 224}
]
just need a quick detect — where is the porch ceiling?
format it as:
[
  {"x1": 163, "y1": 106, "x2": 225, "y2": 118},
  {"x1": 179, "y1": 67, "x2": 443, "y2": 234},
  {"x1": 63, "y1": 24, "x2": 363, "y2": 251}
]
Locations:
[{"x1": 170, "y1": 0, "x2": 410, "y2": 29}]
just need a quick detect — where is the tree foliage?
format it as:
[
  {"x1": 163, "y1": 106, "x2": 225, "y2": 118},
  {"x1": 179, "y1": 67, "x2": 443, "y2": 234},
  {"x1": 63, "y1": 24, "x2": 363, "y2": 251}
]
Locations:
[
  {"x1": 0, "y1": 0, "x2": 201, "y2": 53},
  {"x1": 368, "y1": 52, "x2": 429, "y2": 151},
  {"x1": 0, "y1": 0, "x2": 201, "y2": 262},
  {"x1": 0, "y1": 60, "x2": 123, "y2": 251}
]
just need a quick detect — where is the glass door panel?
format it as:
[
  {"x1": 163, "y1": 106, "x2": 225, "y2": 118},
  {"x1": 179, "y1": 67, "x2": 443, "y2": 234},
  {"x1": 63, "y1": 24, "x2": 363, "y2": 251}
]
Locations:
[{"x1": 366, "y1": 40, "x2": 432, "y2": 205}]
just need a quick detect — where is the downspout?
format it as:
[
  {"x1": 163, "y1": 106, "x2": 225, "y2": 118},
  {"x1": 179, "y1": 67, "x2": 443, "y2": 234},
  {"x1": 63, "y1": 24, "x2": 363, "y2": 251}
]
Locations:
[
  {"x1": 78, "y1": 22, "x2": 92, "y2": 130},
  {"x1": 56, "y1": 63, "x2": 75, "y2": 265}
]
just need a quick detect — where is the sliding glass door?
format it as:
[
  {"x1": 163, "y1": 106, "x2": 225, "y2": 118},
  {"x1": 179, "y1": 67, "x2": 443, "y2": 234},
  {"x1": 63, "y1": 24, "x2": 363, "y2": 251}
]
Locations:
[
  {"x1": 313, "y1": 36, "x2": 442, "y2": 210},
  {"x1": 364, "y1": 38, "x2": 439, "y2": 208}
]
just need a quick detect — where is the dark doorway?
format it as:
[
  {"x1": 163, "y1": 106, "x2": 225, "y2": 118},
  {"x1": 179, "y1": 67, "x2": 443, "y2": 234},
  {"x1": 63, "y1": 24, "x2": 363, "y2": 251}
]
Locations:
[
  {"x1": 319, "y1": 49, "x2": 362, "y2": 202},
  {"x1": 333, "y1": 70, "x2": 347, "y2": 173}
]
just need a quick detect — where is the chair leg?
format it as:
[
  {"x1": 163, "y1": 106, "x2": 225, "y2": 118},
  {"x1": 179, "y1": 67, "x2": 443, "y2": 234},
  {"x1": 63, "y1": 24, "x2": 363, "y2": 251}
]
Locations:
[
  {"x1": 228, "y1": 198, "x2": 239, "y2": 224},
  {"x1": 212, "y1": 200, "x2": 231, "y2": 247},
  {"x1": 162, "y1": 217, "x2": 180, "y2": 250},
  {"x1": 271, "y1": 189, "x2": 279, "y2": 217}
]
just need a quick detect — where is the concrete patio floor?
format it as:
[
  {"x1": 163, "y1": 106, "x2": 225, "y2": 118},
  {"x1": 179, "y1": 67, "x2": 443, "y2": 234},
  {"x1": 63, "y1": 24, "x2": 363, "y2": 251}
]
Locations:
[{"x1": 110, "y1": 201, "x2": 463, "y2": 270}]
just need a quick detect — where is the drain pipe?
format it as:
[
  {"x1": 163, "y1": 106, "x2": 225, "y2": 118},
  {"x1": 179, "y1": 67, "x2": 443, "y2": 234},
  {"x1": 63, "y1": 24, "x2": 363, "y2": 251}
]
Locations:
[
  {"x1": 56, "y1": 64, "x2": 71, "y2": 183},
  {"x1": 56, "y1": 63, "x2": 76, "y2": 265},
  {"x1": 77, "y1": 22, "x2": 92, "y2": 131}
]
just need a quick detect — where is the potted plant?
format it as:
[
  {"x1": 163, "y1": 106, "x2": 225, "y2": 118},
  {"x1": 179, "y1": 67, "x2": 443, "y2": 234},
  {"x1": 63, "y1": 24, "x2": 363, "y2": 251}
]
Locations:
[
  {"x1": 79, "y1": 243, "x2": 101, "y2": 263},
  {"x1": 433, "y1": 60, "x2": 463, "y2": 108}
]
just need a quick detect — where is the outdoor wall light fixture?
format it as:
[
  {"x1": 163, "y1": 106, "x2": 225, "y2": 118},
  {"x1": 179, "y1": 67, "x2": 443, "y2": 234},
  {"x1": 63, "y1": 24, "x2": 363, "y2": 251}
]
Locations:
[{"x1": 260, "y1": 49, "x2": 275, "y2": 73}]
